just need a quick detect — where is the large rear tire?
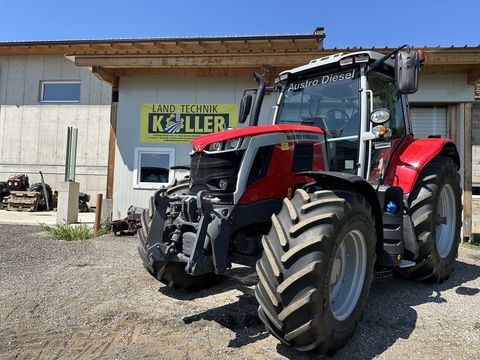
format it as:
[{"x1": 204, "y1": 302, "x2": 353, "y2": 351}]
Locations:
[
  {"x1": 403, "y1": 156, "x2": 461, "y2": 281},
  {"x1": 255, "y1": 189, "x2": 376, "y2": 353},
  {"x1": 140, "y1": 177, "x2": 221, "y2": 290},
  {"x1": 28, "y1": 182, "x2": 53, "y2": 210}
]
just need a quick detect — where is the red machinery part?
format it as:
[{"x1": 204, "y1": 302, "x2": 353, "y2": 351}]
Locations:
[
  {"x1": 238, "y1": 142, "x2": 325, "y2": 204},
  {"x1": 190, "y1": 124, "x2": 323, "y2": 152},
  {"x1": 385, "y1": 137, "x2": 457, "y2": 193}
]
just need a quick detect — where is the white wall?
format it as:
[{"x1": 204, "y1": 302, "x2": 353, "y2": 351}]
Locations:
[
  {"x1": 0, "y1": 55, "x2": 111, "y2": 198},
  {"x1": 113, "y1": 76, "x2": 277, "y2": 219},
  {"x1": 410, "y1": 74, "x2": 474, "y2": 103}
]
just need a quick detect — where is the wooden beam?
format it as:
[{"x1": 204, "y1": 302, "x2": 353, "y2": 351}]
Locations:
[
  {"x1": 92, "y1": 66, "x2": 119, "y2": 88},
  {"x1": 74, "y1": 52, "x2": 322, "y2": 69},
  {"x1": 467, "y1": 67, "x2": 480, "y2": 84},
  {"x1": 463, "y1": 102, "x2": 473, "y2": 242},
  {"x1": 425, "y1": 50, "x2": 480, "y2": 65},
  {"x1": 112, "y1": 66, "x2": 290, "y2": 79}
]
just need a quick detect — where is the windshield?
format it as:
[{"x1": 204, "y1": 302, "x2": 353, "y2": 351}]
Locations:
[
  {"x1": 276, "y1": 68, "x2": 360, "y2": 138},
  {"x1": 276, "y1": 68, "x2": 360, "y2": 174}
]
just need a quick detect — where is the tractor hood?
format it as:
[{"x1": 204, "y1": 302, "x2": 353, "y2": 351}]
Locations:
[{"x1": 190, "y1": 124, "x2": 324, "y2": 152}]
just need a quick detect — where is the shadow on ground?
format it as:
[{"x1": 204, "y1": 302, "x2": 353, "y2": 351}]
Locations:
[{"x1": 158, "y1": 258, "x2": 480, "y2": 359}]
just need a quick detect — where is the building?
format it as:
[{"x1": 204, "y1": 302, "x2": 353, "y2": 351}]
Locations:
[
  {"x1": 1, "y1": 29, "x2": 479, "y2": 239},
  {"x1": 0, "y1": 45, "x2": 111, "y2": 196}
]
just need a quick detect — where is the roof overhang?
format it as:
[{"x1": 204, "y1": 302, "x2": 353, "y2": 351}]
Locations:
[
  {"x1": 2, "y1": 31, "x2": 480, "y2": 87},
  {"x1": 76, "y1": 46, "x2": 480, "y2": 89},
  {"x1": 0, "y1": 33, "x2": 325, "y2": 89},
  {"x1": 0, "y1": 33, "x2": 324, "y2": 56}
]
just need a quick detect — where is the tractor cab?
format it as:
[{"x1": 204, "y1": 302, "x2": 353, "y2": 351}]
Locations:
[{"x1": 271, "y1": 50, "x2": 421, "y2": 184}]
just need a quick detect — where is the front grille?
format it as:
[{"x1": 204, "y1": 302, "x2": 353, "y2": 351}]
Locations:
[{"x1": 189, "y1": 151, "x2": 243, "y2": 195}]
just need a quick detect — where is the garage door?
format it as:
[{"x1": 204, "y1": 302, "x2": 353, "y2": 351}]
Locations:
[{"x1": 410, "y1": 106, "x2": 447, "y2": 139}]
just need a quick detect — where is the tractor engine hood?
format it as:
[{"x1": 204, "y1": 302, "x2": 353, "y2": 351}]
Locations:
[{"x1": 190, "y1": 124, "x2": 324, "y2": 152}]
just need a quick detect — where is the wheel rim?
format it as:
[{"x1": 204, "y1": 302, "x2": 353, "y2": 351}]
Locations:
[
  {"x1": 329, "y1": 230, "x2": 367, "y2": 321},
  {"x1": 435, "y1": 184, "x2": 456, "y2": 258}
]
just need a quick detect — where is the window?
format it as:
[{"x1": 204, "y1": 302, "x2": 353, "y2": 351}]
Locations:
[
  {"x1": 368, "y1": 71, "x2": 406, "y2": 138},
  {"x1": 41, "y1": 81, "x2": 81, "y2": 103},
  {"x1": 133, "y1": 147, "x2": 175, "y2": 189},
  {"x1": 367, "y1": 71, "x2": 406, "y2": 183}
]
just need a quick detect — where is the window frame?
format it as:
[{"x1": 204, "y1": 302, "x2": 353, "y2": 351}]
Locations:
[
  {"x1": 133, "y1": 147, "x2": 175, "y2": 189},
  {"x1": 40, "y1": 80, "x2": 81, "y2": 103}
]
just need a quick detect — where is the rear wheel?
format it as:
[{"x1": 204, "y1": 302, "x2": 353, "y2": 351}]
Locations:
[
  {"x1": 140, "y1": 177, "x2": 221, "y2": 290},
  {"x1": 28, "y1": 182, "x2": 53, "y2": 210},
  {"x1": 404, "y1": 156, "x2": 461, "y2": 281},
  {"x1": 255, "y1": 188, "x2": 376, "y2": 353}
]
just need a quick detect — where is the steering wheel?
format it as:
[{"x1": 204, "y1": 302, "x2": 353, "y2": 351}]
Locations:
[
  {"x1": 301, "y1": 116, "x2": 330, "y2": 134},
  {"x1": 326, "y1": 109, "x2": 351, "y2": 137}
]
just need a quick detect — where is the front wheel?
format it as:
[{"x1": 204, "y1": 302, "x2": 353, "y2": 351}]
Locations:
[{"x1": 255, "y1": 188, "x2": 376, "y2": 353}]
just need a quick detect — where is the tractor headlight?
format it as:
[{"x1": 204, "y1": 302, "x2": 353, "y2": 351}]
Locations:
[
  {"x1": 225, "y1": 138, "x2": 241, "y2": 150},
  {"x1": 209, "y1": 141, "x2": 223, "y2": 151},
  {"x1": 218, "y1": 178, "x2": 229, "y2": 190},
  {"x1": 370, "y1": 108, "x2": 390, "y2": 124},
  {"x1": 13, "y1": 181, "x2": 18, "y2": 187}
]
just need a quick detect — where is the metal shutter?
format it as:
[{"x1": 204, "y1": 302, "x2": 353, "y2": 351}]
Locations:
[{"x1": 410, "y1": 106, "x2": 447, "y2": 139}]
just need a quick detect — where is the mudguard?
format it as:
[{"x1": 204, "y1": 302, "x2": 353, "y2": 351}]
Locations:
[{"x1": 386, "y1": 138, "x2": 460, "y2": 193}]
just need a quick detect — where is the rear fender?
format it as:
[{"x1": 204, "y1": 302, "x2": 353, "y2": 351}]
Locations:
[
  {"x1": 386, "y1": 138, "x2": 460, "y2": 193},
  {"x1": 300, "y1": 171, "x2": 383, "y2": 246}
]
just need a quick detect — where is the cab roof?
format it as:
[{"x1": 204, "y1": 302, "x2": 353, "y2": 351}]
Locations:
[{"x1": 281, "y1": 51, "x2": 395, "y2": 75}]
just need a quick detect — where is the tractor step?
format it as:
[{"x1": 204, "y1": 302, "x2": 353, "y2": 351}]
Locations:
[
  {"x1": 375, "y1": 268, "x2": 394, "y2": 280},
  {"x1": 398, "y1": 259, "x2": 416, "y2": 268}
]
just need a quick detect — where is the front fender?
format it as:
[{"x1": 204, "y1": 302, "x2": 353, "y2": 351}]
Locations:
[{"x1": 387, "y1": 138, "x2": 459, "y2": 193}]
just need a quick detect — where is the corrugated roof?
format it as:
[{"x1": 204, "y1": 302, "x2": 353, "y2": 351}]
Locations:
[{"x1": 0, "y1": 32, "x2": 325, "y2": 47}]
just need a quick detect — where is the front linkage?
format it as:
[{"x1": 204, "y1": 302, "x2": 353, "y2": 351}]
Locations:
[{"x1": 141, "y1": 187, "x2": 233, "y2": 277}]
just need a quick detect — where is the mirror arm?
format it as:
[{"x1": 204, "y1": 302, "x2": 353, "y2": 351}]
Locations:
[{"x1": 367, "y1": 44, "x2": 408, "y2": 73}]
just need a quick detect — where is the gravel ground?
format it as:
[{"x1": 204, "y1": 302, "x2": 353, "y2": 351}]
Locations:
[{"x1": 0, "y1": 225, "x2": 479, "y2": 360}]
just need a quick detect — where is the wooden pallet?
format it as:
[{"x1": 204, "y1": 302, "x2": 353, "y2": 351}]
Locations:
[{"x1": 5, "y1": 191, "x2": 40, "y2": 212}]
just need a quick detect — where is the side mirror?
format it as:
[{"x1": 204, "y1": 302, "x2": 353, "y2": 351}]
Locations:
[
  {"x1": 238, "y1": 94, "x2": 252, "y2": 124},
  {"x1": 395, "y1": 49, "x2": 422, "y2": 94}
]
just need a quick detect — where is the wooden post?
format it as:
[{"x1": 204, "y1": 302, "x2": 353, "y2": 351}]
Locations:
[
  {"x1": 93, "y1": 193, "x2": 103, "y2": 236},
  {"x1": 106, "y1": 88, "x2": 118, "y2": 199},
  {"x1": 464, "y1": 102, "x2": 473, "y2": 242},
  {"x1": 447, "y1": 104, "x2": 457, "y2": 143}
]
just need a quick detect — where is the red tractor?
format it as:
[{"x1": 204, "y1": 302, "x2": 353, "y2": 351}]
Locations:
[{"x1": 138, "y1": 46, "x2": 461, "y2": 353}]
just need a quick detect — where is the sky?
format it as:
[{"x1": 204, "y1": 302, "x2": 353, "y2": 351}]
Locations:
[{"x1": 0, "y1": 0, "x2": 478, "y2": 48}]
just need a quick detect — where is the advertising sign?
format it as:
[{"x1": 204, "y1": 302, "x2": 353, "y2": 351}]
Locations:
[{"x1": 140, "y1": 103, "x2": 238, "y2": 143}]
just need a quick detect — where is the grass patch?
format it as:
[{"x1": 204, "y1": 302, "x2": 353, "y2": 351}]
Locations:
[
  {"x1": 40, "y1": 223, "x2": 110, "y2": 241},
  {"x1": 41, "y1": 223, "x2": 93, "y2": 241},
  {"x1": 461, "y1": 234, "x2": 480, "y2": 251}
]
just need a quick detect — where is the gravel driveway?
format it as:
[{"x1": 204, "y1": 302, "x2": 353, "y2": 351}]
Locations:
[{"x1": 0, "y1": 225, "x2": 479, "y2": 359}]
